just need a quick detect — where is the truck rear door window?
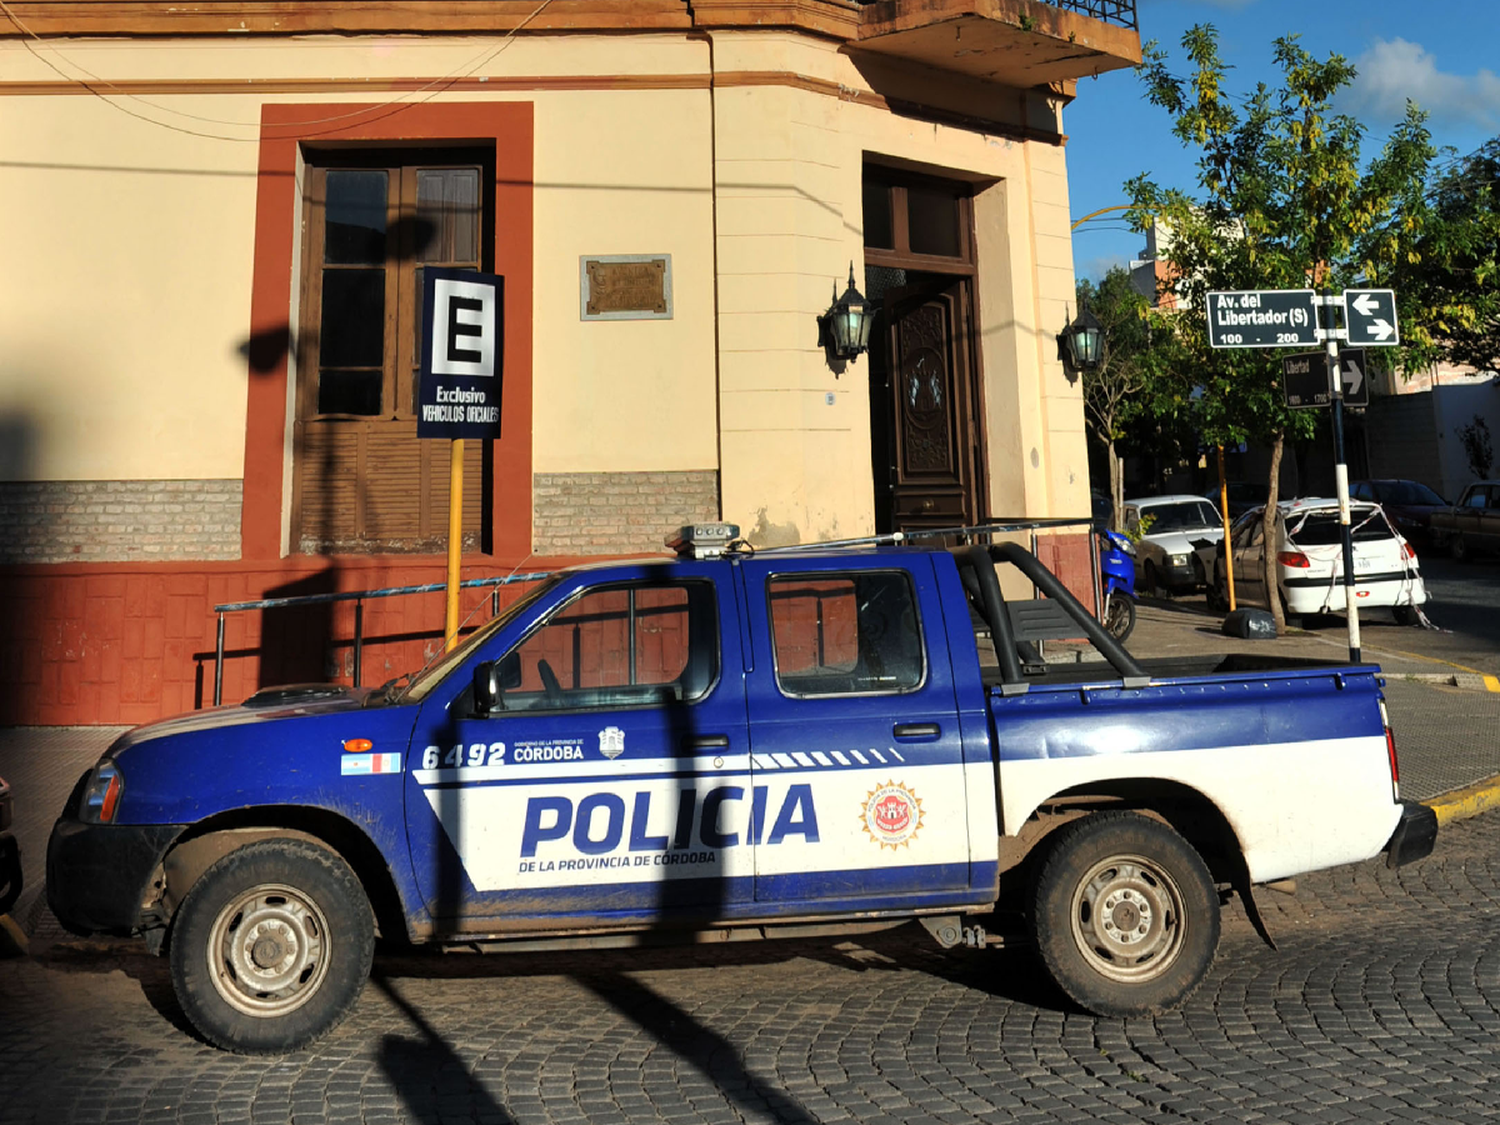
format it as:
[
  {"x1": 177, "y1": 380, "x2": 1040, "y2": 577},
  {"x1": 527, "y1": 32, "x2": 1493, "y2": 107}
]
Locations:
[{"x1": 767, "y1": 571, "x2": 924, "y2": 696}]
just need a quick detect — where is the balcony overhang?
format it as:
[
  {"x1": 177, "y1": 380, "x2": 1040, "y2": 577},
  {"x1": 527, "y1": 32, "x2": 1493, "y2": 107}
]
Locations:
[{"x1": 854, "y1": 0, "x2": 1142, "y2": 88}]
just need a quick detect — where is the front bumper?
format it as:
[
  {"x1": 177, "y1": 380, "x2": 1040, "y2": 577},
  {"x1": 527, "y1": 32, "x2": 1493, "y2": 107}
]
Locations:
[
  {"x1": 1384, "y1": 800, "x2": 1438, "y2": 869},
  {"x1": 47, "y1": 817, "x2": 186, "y2": 935}
]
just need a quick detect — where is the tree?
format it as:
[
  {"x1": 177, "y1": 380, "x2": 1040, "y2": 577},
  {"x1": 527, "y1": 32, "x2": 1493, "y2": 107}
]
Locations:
[
  {"x1": 1125, "y1": 27, "x2": 1434, "y2": 630},
  {"x1": 1075, "y1": 268, "x2": 1188, "y2": 530},
  {"x1": 1363, "y1": 137, "x2": 1500, "y2": 376}
]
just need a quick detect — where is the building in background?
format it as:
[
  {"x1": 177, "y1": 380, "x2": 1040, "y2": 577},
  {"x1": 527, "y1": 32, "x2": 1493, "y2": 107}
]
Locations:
[{"x1": 0, "y1": 0, "x2": 1141, "y2": 723}]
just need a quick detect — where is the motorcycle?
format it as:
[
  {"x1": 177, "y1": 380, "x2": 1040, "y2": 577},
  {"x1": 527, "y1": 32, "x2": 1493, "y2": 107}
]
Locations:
[{"x1": 1098, "y1": 528, "x2": 1138, "y2": 642}]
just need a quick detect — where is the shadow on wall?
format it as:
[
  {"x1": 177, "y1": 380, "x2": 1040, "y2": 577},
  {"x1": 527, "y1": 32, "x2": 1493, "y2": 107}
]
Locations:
[
  {"x1": 0, "y1": 411, "x2": 44, "y2": 726},
  {"x1": 256, "y1": 567, "x2": 340, "y2": 689}
]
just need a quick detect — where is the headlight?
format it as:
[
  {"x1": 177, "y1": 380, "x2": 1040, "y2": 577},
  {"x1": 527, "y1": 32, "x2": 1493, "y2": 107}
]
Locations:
[
  {"x1": 80, "y1": 761, "x2": 123, "y2": 824},
  {"x1": 1170, "y1": 553, "x2": 1189, "y2": 566}
]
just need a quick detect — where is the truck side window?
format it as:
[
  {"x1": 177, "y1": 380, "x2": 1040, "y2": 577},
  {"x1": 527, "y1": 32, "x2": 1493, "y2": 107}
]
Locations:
[
  {"x1": 498, "y1": 581, "x2": 717, "y2": 712},
  {"x1": 767, "y1": 571, "x2": 924, "y2": 696}
]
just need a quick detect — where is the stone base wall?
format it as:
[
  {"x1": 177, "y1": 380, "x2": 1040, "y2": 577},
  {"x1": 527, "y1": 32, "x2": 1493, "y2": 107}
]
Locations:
[
  {"x1": 533, "y1": 471, "x2": 719, "y2": 555},
  {"x1": 0, "y1": 480, "x2": 242, "y2": 564}
]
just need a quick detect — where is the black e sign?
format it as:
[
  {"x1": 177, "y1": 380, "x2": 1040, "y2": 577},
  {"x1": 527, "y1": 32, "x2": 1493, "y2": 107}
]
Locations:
[{"x1": 417, "y1": 267, "x2": 504, "y2": 440}]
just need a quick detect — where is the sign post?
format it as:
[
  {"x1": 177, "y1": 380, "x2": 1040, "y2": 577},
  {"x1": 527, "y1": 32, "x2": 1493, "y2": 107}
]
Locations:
[
  {"x1": 1207, "y1": 287, "x2": 1399, "y2": 662},
  {"x1": 417, "y1": 268, "x2": 505, "y2": 651}
]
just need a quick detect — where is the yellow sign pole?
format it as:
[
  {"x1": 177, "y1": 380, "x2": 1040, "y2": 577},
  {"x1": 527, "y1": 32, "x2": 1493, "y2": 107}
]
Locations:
[
  {"x1": 1218, "y1": 445, "x2": 1237, "y2": 613},
  {"x1": 444, "y1": 437, "x2": 464, "y2": 652}
]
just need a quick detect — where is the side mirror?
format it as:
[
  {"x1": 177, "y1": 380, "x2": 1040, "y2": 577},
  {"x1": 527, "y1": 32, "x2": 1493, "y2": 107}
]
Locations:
[
  {"x1": 473, "y1": 662, "x2": 501, "y2": 714},
  {"x1": 473, "y1": 653, "x2": 522, "y2": 716}
]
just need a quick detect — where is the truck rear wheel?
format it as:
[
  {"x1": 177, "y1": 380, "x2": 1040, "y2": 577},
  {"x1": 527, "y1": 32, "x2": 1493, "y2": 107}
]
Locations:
[
  {"x1": 1029, "y1": 812, "x2": 1218, "y2": 1017},
  {"x1": 169, "y1": 838, "x2": 374, "y2": 1054}
]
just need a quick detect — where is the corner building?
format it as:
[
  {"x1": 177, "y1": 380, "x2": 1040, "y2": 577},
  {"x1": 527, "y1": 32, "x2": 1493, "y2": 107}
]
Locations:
[{"x1": 0, "y1": 0, "x2": 1141, "y2": 723}]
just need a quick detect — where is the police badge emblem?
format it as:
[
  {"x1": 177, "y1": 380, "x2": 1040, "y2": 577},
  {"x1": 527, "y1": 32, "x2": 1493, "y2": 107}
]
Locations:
[
  {"x1": 861, "y1": 780, "x2": 923, "y2": 849},
  {"x1": 598, "y1": 725, "x2": 626, "y2": 759}
]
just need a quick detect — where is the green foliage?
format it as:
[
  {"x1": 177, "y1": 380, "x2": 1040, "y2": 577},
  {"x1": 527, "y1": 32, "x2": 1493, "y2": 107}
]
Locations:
[
  {"x1": 1124, "y1": 27, "x2": 1427, "y2": 454},
  {"x1": 1075, "y1": 266, "x2": 1192, "y2": 529},
  {"x1": 1123, "y1": 26, "x2": 1436, "y2": 625},
  {"x1": 1362, "y1": 137, "x2": 1500, "y2": 374}
]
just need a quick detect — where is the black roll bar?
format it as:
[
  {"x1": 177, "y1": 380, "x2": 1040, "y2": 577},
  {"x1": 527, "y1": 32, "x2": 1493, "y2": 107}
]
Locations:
[
  {"x1": 964, "y1": 545, "x2": 1025, "y2": 686},
  {"x1": 986, "y1": 542, "x2": 1147, "y2": 683}
]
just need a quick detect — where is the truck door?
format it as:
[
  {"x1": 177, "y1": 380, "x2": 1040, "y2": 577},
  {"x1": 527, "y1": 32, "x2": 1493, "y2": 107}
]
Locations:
[
  {"x1": 737, "y1": 555, "x2": 973, "y2": 910},
  {"x1": 403, "y1": 567, "x2": 751, "y2": 931}
]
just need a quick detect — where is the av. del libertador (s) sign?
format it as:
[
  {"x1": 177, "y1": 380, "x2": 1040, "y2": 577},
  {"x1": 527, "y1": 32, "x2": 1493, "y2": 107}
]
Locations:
[
  {"x1": 1205, "y1": 289, "x2": 1318, "y2": 349},
  {"x1": 417, "y1": 267, "x2": 505, "y2": 440},
  {"x1": 1206, "y1": 288, "x2": 1399, "y2": 351}
]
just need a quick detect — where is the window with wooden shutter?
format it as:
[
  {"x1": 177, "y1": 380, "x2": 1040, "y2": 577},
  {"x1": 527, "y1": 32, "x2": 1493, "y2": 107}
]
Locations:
[{"x1": 291, "y1": 148, "x2": 495, "y2": 554}]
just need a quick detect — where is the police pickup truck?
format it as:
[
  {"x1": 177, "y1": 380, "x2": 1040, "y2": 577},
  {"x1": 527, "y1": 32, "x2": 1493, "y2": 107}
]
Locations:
[{"x1": 48, "y1": 525, "x2": 1436, "y2": 1053}]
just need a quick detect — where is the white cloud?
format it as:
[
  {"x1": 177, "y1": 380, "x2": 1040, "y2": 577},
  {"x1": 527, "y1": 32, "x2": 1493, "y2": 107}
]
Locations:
[{"x1": 1345, "y1": 38, "x2": 1500, "y2": 132}]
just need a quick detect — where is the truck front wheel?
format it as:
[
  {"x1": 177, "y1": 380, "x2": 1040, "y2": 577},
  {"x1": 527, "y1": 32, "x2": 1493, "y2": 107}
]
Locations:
[
  {"x1": 1029, "y1": 812, "x2": 1219, "y2": 1017},
  {"x1": 169, "y1": 838, "x2": 374, "y2": 1053}
]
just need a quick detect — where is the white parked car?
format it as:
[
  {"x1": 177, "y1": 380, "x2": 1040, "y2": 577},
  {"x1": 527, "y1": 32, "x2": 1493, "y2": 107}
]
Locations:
[
  {"x1": 1211, "y1": 498, "x2": 1428, "y2": 623},
  {"x1": 1122, "y1": 494, "x2": 1226, "y2": 595}
]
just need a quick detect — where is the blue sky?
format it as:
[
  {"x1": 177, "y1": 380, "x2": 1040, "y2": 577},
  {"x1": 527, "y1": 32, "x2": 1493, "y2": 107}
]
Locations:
[{"x1": 1066, "y1": 0, "x2": 1500, "y2": 281}]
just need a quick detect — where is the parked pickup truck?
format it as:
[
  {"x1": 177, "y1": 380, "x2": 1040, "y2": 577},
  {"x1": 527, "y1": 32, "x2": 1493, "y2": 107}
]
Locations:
[
  {"x1": 49, "y1": 525, "x2": 1437, "y2": 1053},
  {"x1": 1431, "y1": 479, "x2": 1500, "y2": 560}
]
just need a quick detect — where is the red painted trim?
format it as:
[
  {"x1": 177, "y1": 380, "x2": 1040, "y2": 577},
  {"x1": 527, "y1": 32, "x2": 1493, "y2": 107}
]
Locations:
[{"x1": 242, "y1": 101, "x2": 535, "y2": 560}]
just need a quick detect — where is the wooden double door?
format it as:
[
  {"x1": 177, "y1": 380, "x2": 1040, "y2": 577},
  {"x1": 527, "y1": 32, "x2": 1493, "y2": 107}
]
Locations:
[{"x1": 869, "y1": 275, "x2": 986, "y2": 535}]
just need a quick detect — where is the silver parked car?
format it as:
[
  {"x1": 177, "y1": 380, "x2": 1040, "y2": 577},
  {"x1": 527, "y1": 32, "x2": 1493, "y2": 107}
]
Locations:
[{"x1": 1123, "y1": 494, "x2": 1226, "y2": 595}]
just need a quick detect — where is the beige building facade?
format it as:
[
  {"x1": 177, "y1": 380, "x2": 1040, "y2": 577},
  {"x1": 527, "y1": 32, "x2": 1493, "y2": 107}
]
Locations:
[{"x1": 0, "y1": 0, "x2": 1140, "y2": 723}]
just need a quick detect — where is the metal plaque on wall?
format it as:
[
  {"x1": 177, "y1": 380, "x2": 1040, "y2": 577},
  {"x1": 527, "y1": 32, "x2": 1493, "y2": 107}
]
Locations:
[{"x1": 580, "y1": 255, "x2": 672, "y2": 320}]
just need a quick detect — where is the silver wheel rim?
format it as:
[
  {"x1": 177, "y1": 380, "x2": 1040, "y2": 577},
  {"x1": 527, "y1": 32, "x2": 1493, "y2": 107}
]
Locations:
[
  {"x1": 207, "y1": 882, "x2": 331, "y2": 1018},
  {"x1": 1070, "y1": 852, "x2": 1186, "y2": 984}
]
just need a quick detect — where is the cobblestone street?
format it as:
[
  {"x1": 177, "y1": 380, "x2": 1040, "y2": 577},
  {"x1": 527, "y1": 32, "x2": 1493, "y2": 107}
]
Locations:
[{"x1": 2, "y1": 809, "x2": 1497, "y2": 1125}]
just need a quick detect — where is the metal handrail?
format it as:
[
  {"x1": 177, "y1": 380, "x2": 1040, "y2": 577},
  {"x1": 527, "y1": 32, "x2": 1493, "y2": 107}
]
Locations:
[
  {"x1": 208, "y1": 518, "x2": 1107, "y2": 706},
  {"x1": 211, "y1": 570, "x2": 554, "y2": 706}
]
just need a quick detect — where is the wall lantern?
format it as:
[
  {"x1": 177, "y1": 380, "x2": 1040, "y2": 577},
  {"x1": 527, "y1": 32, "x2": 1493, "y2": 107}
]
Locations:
[
  {"x1": 1058, "y1": 299, "x2": 1105, "y2": 375},
  {"x1": 818, "y1": 263, "x2": 875, "y2": 362}
]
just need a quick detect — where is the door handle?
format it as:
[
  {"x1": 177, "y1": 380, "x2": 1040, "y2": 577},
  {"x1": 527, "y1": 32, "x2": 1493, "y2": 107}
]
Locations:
[
  {"x1": 893, "y1": 722, "x2": 940, "y2": 740},
  {"x1": 684, "y1": 734, "x2": 730, "y2": 751}
]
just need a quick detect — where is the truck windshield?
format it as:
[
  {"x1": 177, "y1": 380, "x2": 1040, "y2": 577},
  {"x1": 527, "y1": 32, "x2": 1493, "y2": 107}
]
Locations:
[
  {"x1": 1145, "y1": 501, "x2": 1219, "y2": 533},
  {"x1": 398, "y1": 576, "x2": 563, "y2": 703}
]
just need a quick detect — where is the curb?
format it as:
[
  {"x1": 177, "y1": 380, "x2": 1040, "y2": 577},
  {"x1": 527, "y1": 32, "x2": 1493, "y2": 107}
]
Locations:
[
  {"x1": 1423, "y1": 773, "x2": 1500, "y2": 826},
  {"x1": 1397, "y1": 672, "x2": 1500, "y2": 693}
]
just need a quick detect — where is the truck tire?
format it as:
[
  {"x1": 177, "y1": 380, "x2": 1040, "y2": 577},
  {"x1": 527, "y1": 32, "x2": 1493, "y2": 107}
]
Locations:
[
  {"x1": 168, "y1": 838, "x2": 374, "y2": 1054},
  {"x1": 1029, "y1": 811, "x2": 1219, "y2": 1018},
  {"x1": 1450, "y1": 534, "x2": 1469, "y2": 563}
]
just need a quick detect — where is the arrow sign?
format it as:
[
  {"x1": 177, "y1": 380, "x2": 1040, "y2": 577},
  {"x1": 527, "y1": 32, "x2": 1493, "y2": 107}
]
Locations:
[
  {"x1": 1339, "y1": 349, "x2": 1369, "y2": 406},
  {"x1": 1282, "y1": 349, "x2": 1369, "y2": 408},
  {"x1": 1343, "y1": 288, "x2": 1399, "y2": 347}
]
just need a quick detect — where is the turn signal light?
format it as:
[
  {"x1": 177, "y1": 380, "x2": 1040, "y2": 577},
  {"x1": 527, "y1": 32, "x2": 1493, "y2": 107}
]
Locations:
[
  {"x1": 1277, "y1": 551, "x2": 1311, "y2": 568},
  {"x1": 343, "y1": 738, "x2": 374, "y2": 753},
  {"x1": 1402, "y1": 543, "x2": 1416, "y2": 560},
  {"x1": 81, "y1": 761, "x2": 123, "y2": 824}
]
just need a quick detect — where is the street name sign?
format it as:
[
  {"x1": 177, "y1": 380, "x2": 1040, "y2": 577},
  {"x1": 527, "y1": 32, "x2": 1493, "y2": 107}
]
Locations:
[
  {"x1": 1282, "y1": 349, "x2": 1369, "y2": 409},
  {"x1": 417, "y1": 267, "x2": 505, "y2": 440},
  {"x1": 1343, "y1": 288, "x2": 1399, "y2": 346},
  {"x1": 1206, "y1": 289, "x2": 1319, "y2": 348}
]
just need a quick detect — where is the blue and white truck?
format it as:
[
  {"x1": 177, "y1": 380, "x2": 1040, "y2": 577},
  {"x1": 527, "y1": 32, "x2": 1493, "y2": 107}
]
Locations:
[{"x1": 48, "y1": 526, "x2": 1436, "y2": 1053}]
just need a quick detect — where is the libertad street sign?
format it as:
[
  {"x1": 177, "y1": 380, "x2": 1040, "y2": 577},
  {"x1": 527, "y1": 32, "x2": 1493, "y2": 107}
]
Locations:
[
  {"x1": 1343, "y1": 288, "x2": 1399, "y2": 346},
  {"x1": 1282, "y1": 349, "x2": 1370, "y2": 409},
  {"x1": 1205, "y1": 289, "x2": 1319, "y2": 349}
]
